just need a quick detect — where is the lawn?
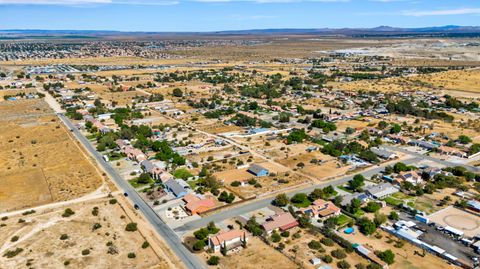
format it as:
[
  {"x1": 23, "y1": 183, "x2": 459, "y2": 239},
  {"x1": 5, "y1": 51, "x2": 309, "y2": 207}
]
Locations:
[
  {"x1": 337, "y1": 185, "x2": 353, "y2": 193},
  {"x1": 128, "y1": 178, "x2": 153, "y2": 188},
  {"x1": 335, "y1": 214, "x2": 353, "y2": 227},
  {"x1": 292, "y1": 199, "x2": 312, "y2": 208},
  {"x1": 384, "y1": 196, "x2": 403, "y2": 207}
]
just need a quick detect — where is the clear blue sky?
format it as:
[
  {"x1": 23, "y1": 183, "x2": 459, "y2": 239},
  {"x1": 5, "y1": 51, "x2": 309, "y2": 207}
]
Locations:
[{"x1": 0, "y1": 0, "x2": 479, "y2": 32}]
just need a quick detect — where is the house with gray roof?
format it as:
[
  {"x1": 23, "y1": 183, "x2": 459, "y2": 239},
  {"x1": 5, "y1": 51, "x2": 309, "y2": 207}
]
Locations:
[
  {"x1": 164, "y1": 179, "x2": 189, "y2": 198},
  {"x1": 365, "y1": 182, "x2": 399, "y2": 199}
]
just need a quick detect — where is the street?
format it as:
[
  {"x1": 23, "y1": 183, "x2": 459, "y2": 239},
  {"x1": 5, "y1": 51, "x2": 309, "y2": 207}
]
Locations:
[{"x1": 57, "y1": 113, "x2": 206, "y2": 269}]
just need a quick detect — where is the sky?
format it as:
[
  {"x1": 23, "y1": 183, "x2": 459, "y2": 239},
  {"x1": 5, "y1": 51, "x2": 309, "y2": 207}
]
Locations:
[{"x1": 0, "y1": 0, "x2": 479, "y2": 32}]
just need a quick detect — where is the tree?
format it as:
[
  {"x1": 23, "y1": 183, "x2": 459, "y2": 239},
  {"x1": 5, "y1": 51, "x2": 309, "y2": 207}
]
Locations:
[
  {"x1": 348, "y1": 174, "x2": 365, "y2": 192},
  {"x1": 274, "y1": 193, "x2": 289, "y2": 207},
  {"x1": 458, "y1": 135, "x2": 472, "y2": 144},
  {"x1": 308, "y1": 240, "x2": 322, "y2": 250},
  {"x1": 374, "y1": 212, "x2": 387, "y2": 226},
  {"x1": 207, "y1": 256, "x2": 220, "y2": 266},
  {"x1": 364, "y1": 202, "x2": 381, "y2": 213},
  {"x1": 290, "y1": 193, "x2": 309, "y2": 206},
  {"x1": 390, "y1": 124, "x2": 401, "y2": 134},
  {"x1": 172, "y1": 88, "x2": 183, "y2": 97},
  {"x1": 357, "y1": 217, "x2": 377, "y2": 235},
  {"x1": 125, "y1": 222, "x2": 138, "y2": 232},
  {"x1": 193, "y1": 240, "x2": 205, "y2": 251},
  {"x1": 388, "y1": 211, "x2": 399, "y2": 221},
  {"x1": 337, "y1": 260, "x2": 351, "y2": 269},
  {"x1": 271, "y1": 231, "x2": 281, "y2": 243},
  {"x1": 377, "y1": 249, "x2": 395, "y2": 265}
]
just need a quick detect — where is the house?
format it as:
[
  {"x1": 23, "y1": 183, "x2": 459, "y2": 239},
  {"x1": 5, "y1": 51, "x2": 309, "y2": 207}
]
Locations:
[
  {"x1": 164, "y1": 179, "x2": 189, "y2": 198},
  {"x1": 408, "y1": 139, "x2": 438, "y2": 150},
  {"x1": 298, "y1": 199, "x2": 341, "y2": 220},
  {"x1": 261, "y1": 212, "x2": 299, "y2": 234},
  {"x1": 247, "y1": 164, "x2": 269, "y2": 177},
  {"x1": 208, "y1": 229, "x2": 248, "y2": 253},
  {"x1": 387, "y1": 134, "x2": 410, "y2": 144},
  {"x1": 438, "y1": 146, "x2": 467, "y2": 158},
  {"x1": 340, "y1": 193, "x2": 369, "y2": 207},
  {"x1": 370, "y1": 147, "x2": 398, "y2": 160},
  {"x1": 365, "y1": 183, "x2": 399, "y2": 199},
  {"x1": 183, "y1": 193, "x2": 216, "y2": 215},
  {"x1": 123, "y1": 146, "x2": 147, "y2": 162},
  {"x1": 395, "y1": 171, "x2": 423, "y2": 185}
]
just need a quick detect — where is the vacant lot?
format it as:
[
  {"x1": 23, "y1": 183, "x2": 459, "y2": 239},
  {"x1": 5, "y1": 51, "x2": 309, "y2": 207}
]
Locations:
[
  {"x1": 201, "y1": 237, "x2": 297, "y2": 269},
  {"x1": 0, "y1": 99, "x2": 103, "y2": 211},
  {"x1": 0, "y1": 197, "x2": 168, "y2": 269}
]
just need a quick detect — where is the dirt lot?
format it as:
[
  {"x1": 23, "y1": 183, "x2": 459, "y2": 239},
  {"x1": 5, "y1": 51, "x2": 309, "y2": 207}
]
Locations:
[
  {"x1": 200, "y1": 237, "x2": 297, "y2": 269},
  {"x1": 276, "y1": 227, "x2": 365, "y2": 269},
  {"x1": 0, "y1": 99, "x2": 103, "y2": 212},
  {"x1": 428, "y1": 206, "x2": 480, "y2": 238},
  {"x1": 0, "y1": 197, "x2": 168, "y2": 269},
  {"x1": 343, "y1": 228, "x2": 456, "y2": 269}
]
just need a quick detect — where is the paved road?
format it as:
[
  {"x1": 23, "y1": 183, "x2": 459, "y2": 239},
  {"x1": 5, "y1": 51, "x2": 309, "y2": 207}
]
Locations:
[
  {"x1": 57, "y1": 113, "x2": 206, "y2": 269},
  {"x1": 384, "y1": 145, "x2": 480, "y2": 173},
  {"x1": 175, "y1": 157, "x2": 422, "y2": 232}
]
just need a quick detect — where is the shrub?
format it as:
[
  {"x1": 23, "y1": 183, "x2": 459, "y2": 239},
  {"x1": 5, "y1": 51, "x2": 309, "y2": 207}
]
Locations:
[
  {"x1": 308, "y1": 240, "x2": 322, "y2": 250},
  {"x1": 3, "y1": 248, "x2": 23, "y2": 258},
  {"x1": 62, "y1": 208, "x2": 75, "y2": 218},
  {"x1": 193, "y1": 240, "x2": 206, "y2": 251},
  {"x1": 10, "y1": 236, "x2": 19, "y2": 242},
  {"x1": 337, "y1": 260, "x2": 351, "y2": 269},
  {"x1": 280, "y1": 231, "x2": 290, "y2": 237},
  {"x1": 125, "y1": 222, "x2": 138, "y2": 232},
  {"x1": 127, "y1": 252, "x2": 136, "y2": 259},
  {"x1": 92, "y1": 223, "x2": 102, "y2": 231},
  {"x1": 322, "y1": 255, "x2": 333, "y2": 263},
  {"x1": 207, "y1": 256, "x2": 220, "y2": 266},
  {"x1": 230, "y1": 181, "x2": 241, "y2": 187},
  {"x1": 92, "y1": 207, "x2": 99, "y2": 216},
  {"x1": 64, "y1": 260, "x2": 70, "y2": 266},
  {"x1": 271, "y1": 231, "x2": 281, "y2": 243},
  {"x1": 81, "y1": 249, "x2": 90, "y2": 256},
  {"x1": 376, "y1": 249, "x2": 395, "y2": 265},
  {"x1": 142, "y1": 241, "x2": 150, "y2": 249},
  {"x1": 331, "y1": 249, "x2": 347, "y2": 259},
  {"x1": 321, "y1": 237, "x2": 334, "y2": 246},
  {"x1": 109, "y1": 199, "x2": 117, "y2": 204},
  {"x1": 60, "y1": 234, "x2": 69, "y2": 240}
]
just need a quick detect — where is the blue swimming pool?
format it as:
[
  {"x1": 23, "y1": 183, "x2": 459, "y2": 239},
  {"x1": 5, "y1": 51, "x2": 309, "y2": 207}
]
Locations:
[{"x1": 344, "y1": 227, "x2": 354, "y2": 234}]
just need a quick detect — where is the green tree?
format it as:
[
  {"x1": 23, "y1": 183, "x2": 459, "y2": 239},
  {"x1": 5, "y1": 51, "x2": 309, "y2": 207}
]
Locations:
[
  {"x1": 274, "y1": 193, "x2": 289, "y2": 207},
  {"x1": 377, "y1": 249, "x2": 395, "y2": 265}
]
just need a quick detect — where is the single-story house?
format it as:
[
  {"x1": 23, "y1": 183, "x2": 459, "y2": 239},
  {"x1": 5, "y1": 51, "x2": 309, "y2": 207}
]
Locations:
[
  {"x1": 408, "y1": 139, "x2": 438, "y2": 150},
  {"x1": 365, "y1": 183, "x2": 399, "y2": 199},
  {"x1": 395, "y1": 171, "x2": 423, "y2": 186},
  {"x1": 247, "y1": 164, "x2": 269, "y2": 177},
  {"x1": 370, "y1": 147, "x2": 398, "y2": 160},
  {"x1": 298, "y1": 199, "x2": 341, "y2": 220},
  {"x1": 261, "y1": 212, "x2": 299, "y2": 234},
  {"x1": 340, "y1": 193, "x2": 369, "y2": 207},
  {"x1": 467, "y1": 200, "x2": 480, "y2": 213},
  {"x1": 438, "y1": 146, "x2": 467, "y2": 158},
  {"x1": 208, "y1": 229, "x2": 248, "y2": 253},
  {"x1": 183, "y1": 194, "x2": 216, "y2": 215},
  {"x1": 164, "y1": 179, "x2": 189, "y2": 198}
]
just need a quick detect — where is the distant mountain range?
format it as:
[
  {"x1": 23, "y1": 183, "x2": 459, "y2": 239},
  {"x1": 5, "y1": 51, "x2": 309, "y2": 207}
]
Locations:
[{"x1": 1, "y1": 25, "x2": 480, "y2": 39}]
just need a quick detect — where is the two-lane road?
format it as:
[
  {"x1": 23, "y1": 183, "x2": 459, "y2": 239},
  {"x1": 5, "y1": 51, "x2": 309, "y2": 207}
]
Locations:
[
  {"x1": 57, "y1": 113, "x2": 206, "y2": 269},
  {"x1": 176, "y1": 157, "x2": 422, "y2": 232}
]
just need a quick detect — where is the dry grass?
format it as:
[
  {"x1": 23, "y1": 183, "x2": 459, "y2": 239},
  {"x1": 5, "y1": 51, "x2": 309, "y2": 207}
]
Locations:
[
  {"x1": 0, "y1": 197, "x2": 167, "y2": 269},
  {"x1": 0, "y1": 99, "x2": 103, "y2": 212}
]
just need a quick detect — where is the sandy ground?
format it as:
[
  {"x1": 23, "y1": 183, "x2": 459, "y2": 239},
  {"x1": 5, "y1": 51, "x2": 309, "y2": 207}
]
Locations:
[
  {"x1": 0, "y1": 99, "x2": 103, "y2": 212},
  {"x1": 428, "y1": 206, "x2": 480, "y2": 238},
  {"x1": 200, "y1": 237, "x2": 298, "y2": 269},
  {"x1": 343, "y1": 229, "x2": 456, "y2": 269},
  {"x1": 0, "y1": 197, "x2": 169, "y2": 269}
]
